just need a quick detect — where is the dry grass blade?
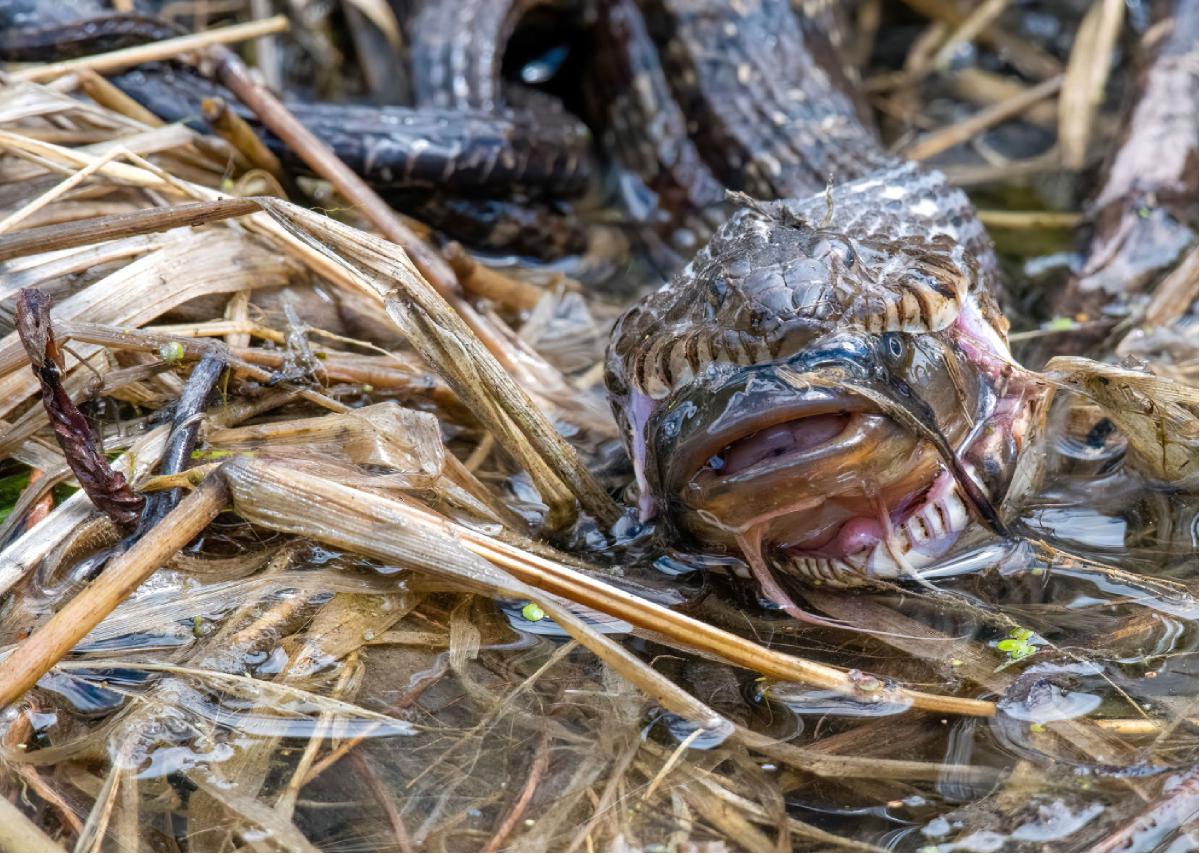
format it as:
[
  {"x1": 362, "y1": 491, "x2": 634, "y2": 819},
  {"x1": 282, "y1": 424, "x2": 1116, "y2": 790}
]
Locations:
[
  {"x1": 977, "y1": 209, "x2": 1082, "y2": 229},
  {"x1": 897, "y1": 0, "x2": 1063, "y2": 78},
  {"x1": 905, "y1": 74, "x2": 1064, "y2": 161},
  {"x1": 1059, "y1": 0, "x2": 1125, "y2": 169},
  {"x1": 0, "y1": 230, "x2": 295, "y2": 423},
  {"x1": 75, "y1": 68, "x2": 163, "y2": 127},
  {"x1": 949, "y1": 68, "x2": 1060, "y2": 127},
  {"x1": 258, "y1": 198, "x2": 619, "y2": 528},
  {"x1": 0, "y1": 794, "x2": 65, "y2": 853},
  {"x1": 1043, "y1": 356, "x2": 1199, "y2": 481},
  {"x1": 933, "y1": 0, "x2": 1010, "y2": 70}
]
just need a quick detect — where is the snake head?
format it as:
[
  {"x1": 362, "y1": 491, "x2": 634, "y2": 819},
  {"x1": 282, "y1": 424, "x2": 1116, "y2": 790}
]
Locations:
[{"x1": 607, "y1": 171, "x2": 1032, "y2": 586}]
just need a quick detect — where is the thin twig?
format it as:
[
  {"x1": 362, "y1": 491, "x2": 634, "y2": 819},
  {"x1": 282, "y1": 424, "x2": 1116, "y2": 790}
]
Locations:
[
  {"x1": 353, "y1": 753, "x2": 416, "y2": 852},
  {"x1": 0, "y1": 146, "x2": 128, "y2": 234},
  {"x1": 200, "y1": 96, "x2": 288, "y2": 182},
  {"x1": 483, "y1": 728, "x2": 553, "y2": 852}
]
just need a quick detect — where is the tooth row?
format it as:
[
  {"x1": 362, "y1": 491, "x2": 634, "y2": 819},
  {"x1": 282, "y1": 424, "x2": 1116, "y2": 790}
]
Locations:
[
  {"x1": 779, "y1": 488, "x2": 974, "y2": 587},
  {"x1": 903, "y1": 488, "x2": 970, "y2": 548},
  {"x1": 864, "y1": 488, "x2": 972, "y2": 578},
  {"x1": 634, "y1": 330, "x2": 774, "y2": 399},
  {"x1": 781, "y1": 555, "x2": 873, "y2": 588}
]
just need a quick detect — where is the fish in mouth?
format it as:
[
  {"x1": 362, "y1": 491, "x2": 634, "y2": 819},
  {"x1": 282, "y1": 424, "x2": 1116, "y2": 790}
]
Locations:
[{"x1": 606, "y1": 166, "x2": 1042, "y2": 591}]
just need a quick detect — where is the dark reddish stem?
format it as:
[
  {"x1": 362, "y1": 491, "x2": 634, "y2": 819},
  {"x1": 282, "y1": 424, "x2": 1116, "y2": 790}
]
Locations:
[{"x1": 14, "y1": 289, "x2": 144, "y2": 527}]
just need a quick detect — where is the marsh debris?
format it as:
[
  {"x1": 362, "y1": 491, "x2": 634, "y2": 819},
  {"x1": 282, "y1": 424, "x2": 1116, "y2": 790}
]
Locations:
[{"x1": 0, "y1": 1, "x2": 1194, "y2": 852}]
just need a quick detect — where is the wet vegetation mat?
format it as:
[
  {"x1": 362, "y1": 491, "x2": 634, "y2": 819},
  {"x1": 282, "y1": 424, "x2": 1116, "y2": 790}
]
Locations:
[{"x1": 0, "y1": 0, "x2": 1195, "y2": 851}]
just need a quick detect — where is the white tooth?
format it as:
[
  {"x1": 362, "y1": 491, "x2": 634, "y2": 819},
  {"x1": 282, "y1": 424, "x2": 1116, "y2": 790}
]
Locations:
[
  {"x1": 865, "y1": 543, "x2": 902, "y2": 579},
  {"x1": 836, "y1": 559, "x2": 862, "y2": 586},
  {"x1": 902, "y1": 548, "x2": 936, "y2": 569},
  {"x1": 942, "y1": 491, "x2": 970, "y2": 533},
  {"x1": 923, "y1": 505, "x2": 946, "y2": 538},
  {"x1": 906, "y1": 515, "x2": 929, "y2": 544}
]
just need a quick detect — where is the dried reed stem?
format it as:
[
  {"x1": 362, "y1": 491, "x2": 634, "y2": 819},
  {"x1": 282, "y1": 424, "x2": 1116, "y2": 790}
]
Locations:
[
  {"x1": 1059, "y1": 0, "x2": 1125, "y2": 169},
  {"x1": 11, "y1": 16, "x2": 289, "y2": 83},
  {"x1": 201, "y1": 96, "x2": 287, "y2": 181},
  {"x1": 0, "y1": 197, "x2": 263, "y2": 261},
  {"x1": 444, "y1": 242, "x2": 546, "y2": 311},
  {"x1": 905, "y1": 74, "x2": 1064, "y2": 161}
]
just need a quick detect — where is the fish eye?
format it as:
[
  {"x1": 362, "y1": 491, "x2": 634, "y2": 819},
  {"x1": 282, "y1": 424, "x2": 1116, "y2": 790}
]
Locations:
[{"x1": 880, "y1": 332, "x2": 906, "y2": 362}]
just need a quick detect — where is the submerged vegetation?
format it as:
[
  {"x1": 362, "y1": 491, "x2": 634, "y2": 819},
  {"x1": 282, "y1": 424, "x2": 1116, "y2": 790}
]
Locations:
[{"x1": 0, "y1": 0, "x2": 1195, "y2": 852}]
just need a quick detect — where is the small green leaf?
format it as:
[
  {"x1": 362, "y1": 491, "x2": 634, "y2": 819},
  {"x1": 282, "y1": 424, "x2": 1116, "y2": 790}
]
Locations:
[{"x1": 521, "y1": 602, "x2": 545, "y2": 622}]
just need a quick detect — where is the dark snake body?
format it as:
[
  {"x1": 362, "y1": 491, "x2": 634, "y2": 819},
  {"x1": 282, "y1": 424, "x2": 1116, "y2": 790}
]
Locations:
[
  {"x1": 0, "y1": 0, "x2": 593, "y2": 256},
  {"x1": 598, "y1": 0, "x2": 1030, "y2": 587},
  {"x1": 104, "y1": 64, "x2": 592, "y2": 199}
]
